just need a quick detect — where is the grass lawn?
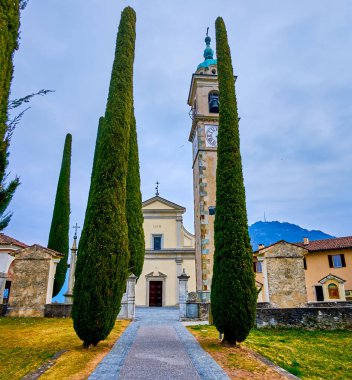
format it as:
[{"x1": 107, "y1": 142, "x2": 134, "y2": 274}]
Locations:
[
  {"x1": 0, "y1": 317, "x2": 129, "y2": 380},
  {"x1": 188, "y1": 325, "x2": 352, "y2": 380}
]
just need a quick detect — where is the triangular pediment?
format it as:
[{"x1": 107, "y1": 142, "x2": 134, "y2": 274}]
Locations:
[
  {"x1": 319, "y1": 273, "x2": 346, "y2": 284},
  {"x1": 142, "y1": 196, "x2": 185, "y2": 212},
  {"x1": 145, "y1": 271, "x2": 167, "y2": 278}
]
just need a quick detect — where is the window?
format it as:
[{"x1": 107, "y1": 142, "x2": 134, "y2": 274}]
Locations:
[
  {"x1": 253, "y1": 261, "x2": 262, "y2": 273},
  {"x1": 153, "y1": 235, "x2": 162, "y2": 251},
  {"x1": 328, "y1": 254, "x2": 346, "y2": 268},
  {"x1": 328, "y1": 283, "x2": 340, "y2": 299},
  {"x1": 208, "y1": 206, "x2": 216, "y2": 215},
  {"x1": 303, "y1": 257, "x2": 307, "y2": 270},
  {"x1": 256, "y1": 261, "x2": 262, "y2": 273},
  {"x1": 3, "y1": 288, "x2": 9, "y2": 300},
  {"x1": 345, "y1": 290, "x2": 352, "y2": 301}
]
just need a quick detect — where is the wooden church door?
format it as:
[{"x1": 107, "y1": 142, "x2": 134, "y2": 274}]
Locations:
[{"x1": 149, "y1": 281, "x2": 162, "y2": 307}]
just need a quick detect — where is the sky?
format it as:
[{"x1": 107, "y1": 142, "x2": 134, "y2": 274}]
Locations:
[{"x1": 5, "y1": 0, "x2": 352, "y2": 249}]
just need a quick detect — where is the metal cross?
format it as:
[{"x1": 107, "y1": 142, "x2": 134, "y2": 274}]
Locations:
[
  {"x1": 73, "y1": 222, "x2": 81, "y2": 239},
  {"x1": 206, "y1": 27, "x2": 209, "y2": 37},
  {"x1": 155, "y1": 181, "x2": 160, "y2": 196}
]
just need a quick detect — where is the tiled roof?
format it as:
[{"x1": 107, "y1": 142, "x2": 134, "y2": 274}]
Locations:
[
  {"x1": 0, "y1": 233, "x2": 28, "y2": 248},
  {"x1": 296, "y1": 236, "x2": 352, "y2": 252},
  {"x1": 142, "y1": 196, "x2": 186, "y2": 211},
  {"x1": 22, "y1": 244, "x2": 64, "y2": 257}
]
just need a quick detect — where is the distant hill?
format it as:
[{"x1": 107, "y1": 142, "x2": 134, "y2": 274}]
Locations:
[{"x1": 249, "y1": 221, "x2": 334, "y2": 250}]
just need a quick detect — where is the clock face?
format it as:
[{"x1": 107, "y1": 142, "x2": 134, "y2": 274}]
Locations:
[{"x1": 205, "y1": 124, "x2": 218, "y2": 148}]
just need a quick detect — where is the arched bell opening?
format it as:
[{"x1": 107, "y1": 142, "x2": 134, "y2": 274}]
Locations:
[{"x1": 208, "y1": 91, "x2": 219, "y2": 113}]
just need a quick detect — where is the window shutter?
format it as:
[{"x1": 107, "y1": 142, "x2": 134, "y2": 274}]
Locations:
[
  {"x1": 253, "y1": 262, "x2": 257, "y2": 272},
  {"x1": 341, "y1": 254, "x2": 346, "y2": 267},
  {"x1": 328, "y1": 255, "x2": 333, "y2": 268}
]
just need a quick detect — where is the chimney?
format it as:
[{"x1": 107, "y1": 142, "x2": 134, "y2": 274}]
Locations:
[
  {"x1": 303, "y1": 237, "x2": 309, "y2": 245},
  {"x1": 258, "y1": 244, "x2": 265, "y2": 250}
]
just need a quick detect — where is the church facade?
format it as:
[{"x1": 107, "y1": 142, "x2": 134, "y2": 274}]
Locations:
[{"x1": 135, "y1": 195, "x2": 196, "y2": 307}]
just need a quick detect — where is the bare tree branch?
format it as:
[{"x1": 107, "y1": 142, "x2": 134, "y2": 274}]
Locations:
[
  {"x1": 7, "y1": 107, "x2": 31, "y2": 140},
  {"x1": 9, "y1": 89, "x2": 54, "y2": 110}
]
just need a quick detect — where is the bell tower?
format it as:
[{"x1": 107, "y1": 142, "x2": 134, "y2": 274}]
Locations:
[{"x1": 188, "y1": 32, "x2": 219, "y2": 297}]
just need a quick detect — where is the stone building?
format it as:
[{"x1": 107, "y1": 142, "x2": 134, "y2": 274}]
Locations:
[
  {"x1": 254, "y1": 241, "x2": 308, "y2": 308},
  {"x1": 0, "y1": 233, "x2": 63, "y2": 316},
  {"x1": 135, "y1": 194, "x2": 196, "y2": 306},
  {"x1": 7, "y1": 245, "x2": 63, "y2": 317},
  {"x1": 254, "y1": 236, "x2": 352, "y2": 304},
  {"x1": 188, "y1": 34, "x2": 219, "y2": 297},
  {"x1": 0, "y1": 233, "x2": 28, "y2": 309}
]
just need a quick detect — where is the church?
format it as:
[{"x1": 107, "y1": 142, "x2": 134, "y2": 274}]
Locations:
[{"x1": 135, "y1": 192, "x2": 196, "y2": 307}]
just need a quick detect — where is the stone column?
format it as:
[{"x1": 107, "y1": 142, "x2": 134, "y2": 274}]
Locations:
[
  {"x1": 261, "y1": 256, "x2": 270, "y2": 303},
  {"x1": 176, "y1": 215, "x2": 182, "y2": 248},
  {"x1": 64, "y1": 238, "x2": 78, "y2": 304},
  {"x1": 175, "y1": 257, "x2": 183, "y2": 304},
  {"x1": 178, "y1": 269, "x2": 190, "y2": 319},
  {"x1": 127, "y1": 274, "x2": 137, "y2": 319}
]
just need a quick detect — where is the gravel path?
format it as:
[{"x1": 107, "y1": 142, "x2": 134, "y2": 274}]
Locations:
[{"x1": 89, "y1": 307, "x2": 229, "y2": 380}]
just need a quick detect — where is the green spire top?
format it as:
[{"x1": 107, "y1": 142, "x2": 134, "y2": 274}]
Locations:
[
  {"x1": 203, "y1": 28, "x2": 214, "y2": 60},
  {"x1": 197, "y1": 27, "x2": 217, "y2": 70}
]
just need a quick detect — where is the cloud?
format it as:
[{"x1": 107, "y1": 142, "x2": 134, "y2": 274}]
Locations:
[{"x1": 5, "y1": 0, "x2": 352, "y2": 246}]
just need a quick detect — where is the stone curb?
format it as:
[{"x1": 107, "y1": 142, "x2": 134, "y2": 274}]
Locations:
[
  {"x1": 88, "y1": 321, "x2": 140, "y2": 380},
  {"x1": 174, "y1": 323, "x2": 230, "y2": 380},
  {"x1": 247, "y1": 348, "x2": 301, "y2": 380},
  {"x1": 21, "y1": 350, "x2": 67, "y2": 380}
]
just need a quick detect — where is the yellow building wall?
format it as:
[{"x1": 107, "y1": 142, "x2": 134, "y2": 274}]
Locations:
[
  {"x1": 135, "y1": 256, "x2": 196, "y2": 306},
  {"x1": 143, "y1": 217, "x2": 179, "y2": 249},
  {"x1": 305, "y1": 249, "x2": 352, "y2": 302}
]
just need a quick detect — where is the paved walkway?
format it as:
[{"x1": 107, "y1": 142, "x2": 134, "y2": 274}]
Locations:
[{"x1": 89, "y1": 307, "x2": 229, "y2": 380}]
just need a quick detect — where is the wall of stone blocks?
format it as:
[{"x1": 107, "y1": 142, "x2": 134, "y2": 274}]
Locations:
[
  {"x1": 256, "y1": 307, "x2": 352, "y2": 329},
  {"x1": 45, "y1": 303, "x2": 72, "y2": 318},
  {"x1": 7, "y1": 258, "x2": 51, "y2": 317},
  {"x1": 264, "y1": 242, "x2": 308, "y2": 308}
]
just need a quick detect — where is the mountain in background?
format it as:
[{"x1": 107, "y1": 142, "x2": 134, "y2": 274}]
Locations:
[
  {"x1": 249, "y1": 221, "x2": 334, "y2": 250},
  {"x1": 54, "y1": 220, "x2": 334, "y2": 302}
]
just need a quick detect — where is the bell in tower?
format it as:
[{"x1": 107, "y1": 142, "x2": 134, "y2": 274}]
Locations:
[{"x1": 208, "y1": 91, "x2": 219, "y2": 113}]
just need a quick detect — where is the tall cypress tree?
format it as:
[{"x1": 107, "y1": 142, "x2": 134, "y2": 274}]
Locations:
[
  {"x1": 211, "y1": 17, "x2": 257, "y2": 346},
  {"x1": 72, "y1": 7, "x2": 136, "y2": 347},
  {"x1": 0, "y1": 0, "x2": 21, "y2": 230},
  {"x1": 48, "y1": 133, "x2": 72, "y2": 297},
  {"x1": 126, "y1": 106, "x2": 144, "y2": 279}
]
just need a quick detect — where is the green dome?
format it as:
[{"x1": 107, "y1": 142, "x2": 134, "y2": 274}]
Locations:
[{"x1": 198, "y1": 59, "x2": 217, "y2": 70}]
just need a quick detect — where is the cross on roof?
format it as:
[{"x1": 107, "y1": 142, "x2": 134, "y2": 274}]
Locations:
[
  {"x1": 73, "y1": 222, "x2": 81, "y2": 239},
  {"x1": 155, "y1": 181, "x2": 160, "y2": 196}
]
